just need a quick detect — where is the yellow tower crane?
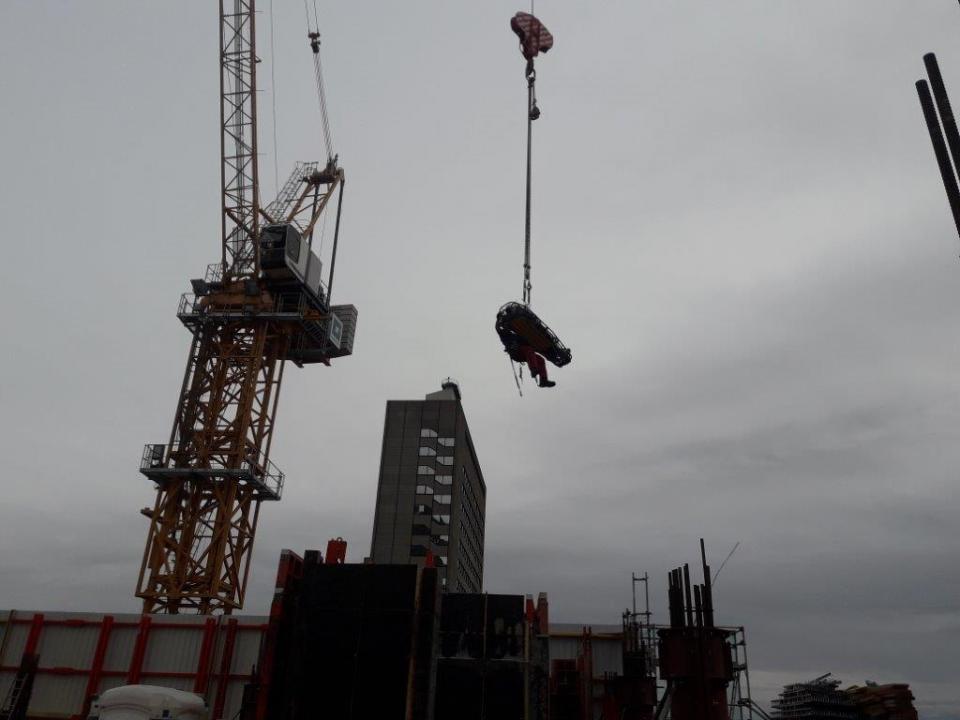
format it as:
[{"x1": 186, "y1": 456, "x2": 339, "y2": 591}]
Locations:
[{"x1": 136, "y1": 0, "x2": 355, "y2": 614}]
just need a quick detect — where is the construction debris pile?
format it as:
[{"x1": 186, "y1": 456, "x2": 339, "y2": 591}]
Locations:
[{"x1": 846, "y1": 684, "x2": 919, "y2": 720}]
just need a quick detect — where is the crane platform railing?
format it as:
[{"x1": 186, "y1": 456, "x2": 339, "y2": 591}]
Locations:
[
  {"x1": 175, "y1": 288, "x2": 353, "y2": 368},
  {"x1": 176, "y1": 286, "x2": 330, "y2": 325},
  {"x1": 264, "y1": 161, "x2": 321, "y2": 223},
  {"x1": 140, "y1": 442, "x2": 284, "y2": 501},
  {"x1": 204, "y1": 262, "x2": 226, "y2": 284}
]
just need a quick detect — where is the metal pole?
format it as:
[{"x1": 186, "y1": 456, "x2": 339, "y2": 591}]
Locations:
[
  {"x1": 682, "y1": 564, "x2": 694, "y2": 628},
  {"x1": 700, "y1": 538, "x2": 708, "y2": 583},
  {"x1": 644, "y1": 571, "x2": 653, "y2": 652},
  {"x1": 917, "y1": 79, "x2": 960, "y2": 241},
  {"x1": 741, "y1": 627, "x2": 755, "y2": 720},
  {"x1": 924, "y1": 53, "x2": 960, "y2": 181},
  {"x1": 326, "y1": 176, "x2": 346, "y2": 304},
  {"x1": 644, "y1": 572, "x2": 650, "y2": 624}
]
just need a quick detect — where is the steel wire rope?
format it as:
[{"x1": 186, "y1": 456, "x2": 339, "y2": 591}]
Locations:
[
  {"x1": 301, "y1": 0, "x2": 311, "y2": 37},
  {"x1": 523, "y1": 74, "x2": 533, "y2": 307},
  {"x1": 313, "y1": 47, "x2": 334, "y2": 161},
  {"x1": 509, "y1": 355, "x2": 524, "y2": 397},
  {"x1": 521, "y1": 0, "x2": 538, "y2": 306},
  {"x1": 303, "y1": 0, "x2": 334, "y2": 162}
]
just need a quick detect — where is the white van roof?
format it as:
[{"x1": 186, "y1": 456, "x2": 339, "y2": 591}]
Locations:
[{"x1": 94, "y1": 685, "x2": 206, "y2": 720}]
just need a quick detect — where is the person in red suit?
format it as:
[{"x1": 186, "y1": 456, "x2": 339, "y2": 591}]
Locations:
[{"x1": 505, "y1": 339, "x2": 555, "y2": 388}]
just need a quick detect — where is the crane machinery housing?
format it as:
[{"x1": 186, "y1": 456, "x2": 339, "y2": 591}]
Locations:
[{"x1": 136, "y1": 0, "x2": 356, "y2": 614}]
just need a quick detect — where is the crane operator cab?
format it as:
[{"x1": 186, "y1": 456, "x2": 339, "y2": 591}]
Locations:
[{"x1": 260, "y1": 223, "x2": 326, "y2": 310}]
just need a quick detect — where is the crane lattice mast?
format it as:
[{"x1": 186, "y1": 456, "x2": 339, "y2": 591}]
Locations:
[
  {"x1": 220, "y1": 0, "x2": 261, "y2": 279},
  {"x1": 136, "y1": 0, "x2": 354, "y2": 614}
]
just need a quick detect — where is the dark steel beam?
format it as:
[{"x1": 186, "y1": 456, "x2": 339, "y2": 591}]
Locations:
[{"x1": 917, "y1": 77, "x2": 960, "y2": 240}]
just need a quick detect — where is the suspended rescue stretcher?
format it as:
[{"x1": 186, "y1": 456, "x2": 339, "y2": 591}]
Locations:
[
  {"x1": 496, "y1": 12, "x2": 571, "y2": 391},
  {"x1": 496, "y1": 302, "x2": 571, "y2": 386}
]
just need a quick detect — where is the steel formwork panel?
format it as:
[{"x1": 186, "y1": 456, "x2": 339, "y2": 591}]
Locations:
[
  {"x1": 548, "y1": 624, "x2": 624, "y2": 679},
  {"x1": 102, "y1": 626, "x2": 138, "y2": 673},
  {"x1": 0, "y1": 611, "x2": 267, "y2": 720}
]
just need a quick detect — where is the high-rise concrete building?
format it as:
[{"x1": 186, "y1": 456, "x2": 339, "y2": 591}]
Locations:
[{"x1": 370, "y1": 380, "x2": 486, "y2": 592}]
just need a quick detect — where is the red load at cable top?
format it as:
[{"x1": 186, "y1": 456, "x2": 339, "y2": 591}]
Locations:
[{"x1": 511, "y1": 12, "x2": 554, "y2": 60}]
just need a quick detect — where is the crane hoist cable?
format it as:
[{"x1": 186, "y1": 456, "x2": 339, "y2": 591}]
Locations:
[
  {"x1": 494, "y1": 11, "x2": 571, "y2": 392},
  {"x1": 309, "y1": 33, "x2": 334, "y2": 163},
  {"x1": 523, "y1": 63, "x2": 535, "y2": 306},
  {"x1": 304, "y1": 0, "x2": 334, "y2": 163},
  {"x1": 295, "y1": 1, "x2": 346, "y2": 305},
  {"x1": 516, "y1": 12, "x2": 549, "y2": 306}
]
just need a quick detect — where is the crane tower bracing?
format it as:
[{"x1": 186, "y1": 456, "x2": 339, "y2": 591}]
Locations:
[{"x1": 136, "y1": 0, "x2": 355, "y2": 614}]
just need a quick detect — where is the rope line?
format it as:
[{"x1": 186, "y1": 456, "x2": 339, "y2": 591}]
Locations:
[
  {"x1": 302, "y1": 0, "x2": 333, "y2": 162},
  {"x1": 523, "y1": 70, "x2": 534, "y2": 307},
  {"x1": 521, "y1": 53, "x2": 542, "y2": 308},
  {"x1": 509, "y1": 357, "x2": 524, "y2": 397},
  {"x1": 313, "y1": 48, "x2": 334, "y2": 161}
]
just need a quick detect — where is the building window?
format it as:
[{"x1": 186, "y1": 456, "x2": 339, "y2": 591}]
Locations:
[
  {"x1": 435, "y1": 475, "x2": 452, "y2": 486},
  {"x1": 438, "y1": 437, "x2": 455, "y2": 447},
  {"x1": 436, "y1": 456, "x2": 453, "y2": 466},
  {"x1": 418, "y1": 446, "x2": 437, "y2": 456},
  {"x1": 417, "y1": 465, "x2": 434, "y2": 475},
  {"x1": 434, "y1": 494, "x2": 451, "y2": 504},
  {"x1": 433, "y1": 534, "x2": 449, "y2": 546},
  {"x1": 415, "y1": 503, "x2": 430, "y2": 516},
  {"x1": 420, "y1": 428, "x2": 438, "y2": 438},
  {"x1": 432, "y1": 514, "x2": 450, "y2": 526},
  {"x1": 436, "y1": 555, "x2": 448, "y2": 567},
  {"x1": 415, "y1": 484, "x2": 434, "y2": 495}
]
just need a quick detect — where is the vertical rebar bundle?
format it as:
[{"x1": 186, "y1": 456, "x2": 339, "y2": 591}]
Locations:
[{"x1": 658, "y1": 541, "x2": 733, "y2": 720}]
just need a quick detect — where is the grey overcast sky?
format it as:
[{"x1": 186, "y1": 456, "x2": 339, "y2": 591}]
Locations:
[{"x1": 1, "y1": 0, "x2": 959, "y2": 716}]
